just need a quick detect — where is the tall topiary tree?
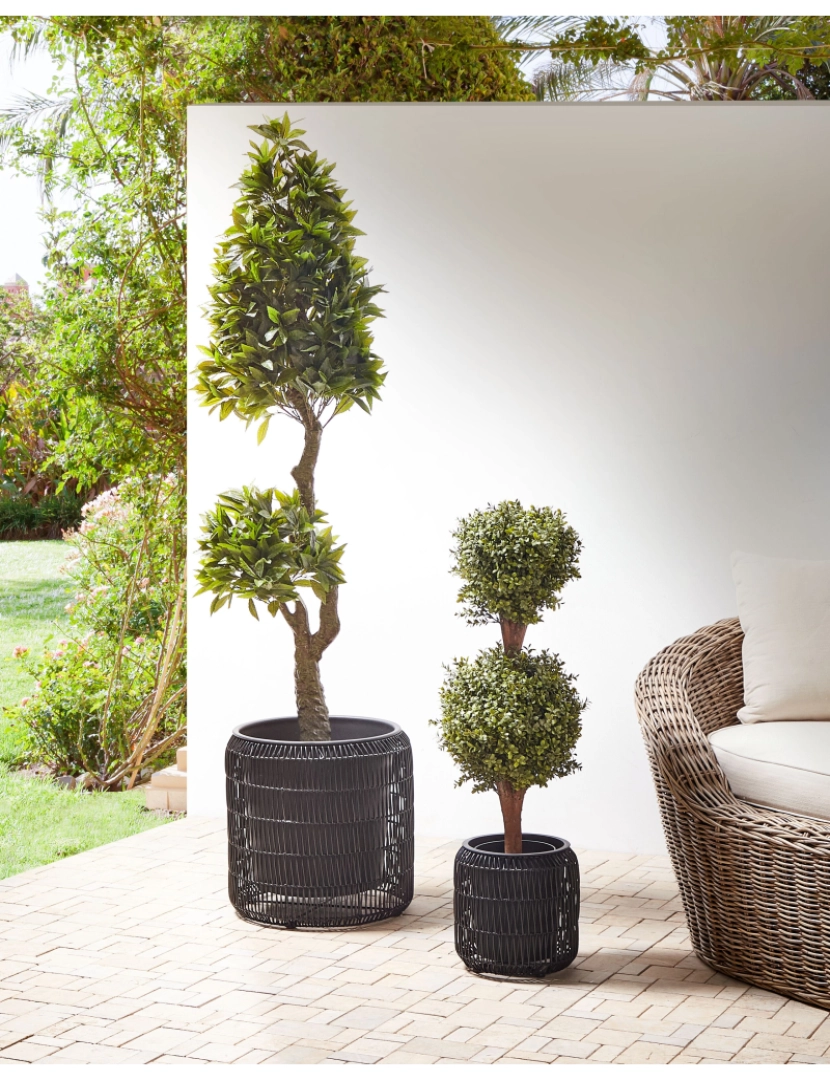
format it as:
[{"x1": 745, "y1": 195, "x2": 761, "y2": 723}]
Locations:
[
  {"x1": 433, "y1": 500, "x2": 587, "y2": 852},
  {"x1": 195, "y1": 114, "x2": 386, "y2": 741}
]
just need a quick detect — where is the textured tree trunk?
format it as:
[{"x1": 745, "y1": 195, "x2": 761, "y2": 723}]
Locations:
[
  {"x1": 497, "y1": 780, "x2": 526, "y2": 854},
  {"x1": 500, "y1": 617, "x2": 527, "y2": 658},
  {"x1": 280, "y1": 403, "x2": 340, "y2": 739},
  {"x1": 281, "y1": 587, "x2": 340, "y2": 741},
  {"x1": 291, "y1": 420, "x2": 322, "y2": 514},
  {"x1": 294, "y1": 629, "x2": 331, "y2": 741}
]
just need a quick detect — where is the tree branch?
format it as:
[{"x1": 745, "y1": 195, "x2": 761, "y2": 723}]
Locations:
[
  {"x1": 280, "y1": 599, "x2": 306, "y2": 634},
  {"x1": 286, "y1": 390, "x2": 322, "y2": 514},
  {"x1": 311, "y1": 585, "x2": 340, "y2": 661}
]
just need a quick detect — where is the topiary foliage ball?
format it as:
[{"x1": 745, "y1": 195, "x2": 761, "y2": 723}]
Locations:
[
  {"x1": 432, "y1": 645, "x2": 587, "y2": 795},
  {"x1": 451, "y1": 500, "x2": 582, "y2": 627},
  {"x1": 195, "y1": 486, "x2": 345, "y2": 619}
]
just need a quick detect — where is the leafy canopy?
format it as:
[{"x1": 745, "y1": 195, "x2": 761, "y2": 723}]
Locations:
[
  {"x1": 452, "y1": 500, "x2": 582, "y2": 627},
  {"x1": 195, "y1": 114, "x2": 386, "y2": 439},
  {"x1": 433, "y1": 646, "x2": 586, "y2": 794},
  {"x1": 515, "y1": 16, "x2": 830, "y2": 101},
  {"x1": 197, "y1": 16, "x2": 534, "y2": 103},
  {"x1": 195, "y1": 486, "x2": 345, "y2": 619}
]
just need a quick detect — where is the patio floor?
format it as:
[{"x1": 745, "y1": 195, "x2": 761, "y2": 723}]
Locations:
[{"x1": 0, "y1": 818, "x2": 828, "y2": 1065}]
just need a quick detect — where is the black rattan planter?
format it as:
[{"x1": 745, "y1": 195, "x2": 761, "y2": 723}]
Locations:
[
  {"x1": 454, "y1": 833, "x2": 579, "y2": 978},
  {"x1": 226, "y1": 716, "x2": 414, "y2": 928}
]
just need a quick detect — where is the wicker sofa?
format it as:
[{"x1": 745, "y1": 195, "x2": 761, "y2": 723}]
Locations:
[{"x1": 635, "y1": 617, "x2": 830, "y2": 1010}]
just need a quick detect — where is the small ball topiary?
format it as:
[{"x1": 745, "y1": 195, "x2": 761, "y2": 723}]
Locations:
[
  {"x1": 434, "y1": 499, "x2": 587, "y2": 852},
  {"x1": 436, "y1": 646, "x2": 584, "y2": 793},
  {"x1": 452, "y1": 499, "x2": 581, "y2": 653}
]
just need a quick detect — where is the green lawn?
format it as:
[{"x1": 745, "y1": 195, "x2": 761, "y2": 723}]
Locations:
[
  {"x1": 0, "y1": 540, "x2": 178, "y2": 880},
  {"x1": 0, "y1": 763, "x2": 171, "y2": 879},
  {"x1": 0, "y1": 540, "x2": 69, "y2": 763}
]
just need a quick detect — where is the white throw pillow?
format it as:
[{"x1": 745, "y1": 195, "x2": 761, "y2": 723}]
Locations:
[{"x1": 731, "y1": 550, "x2": 830, "y2": 723}]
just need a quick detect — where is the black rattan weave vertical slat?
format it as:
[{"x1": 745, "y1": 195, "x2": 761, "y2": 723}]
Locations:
[
  {"x1": 226, "y1": 716, "x2": 414, "y2": 927},
  {"x1": 454, "y1": 833, "x2": 579, "y2": 978}
]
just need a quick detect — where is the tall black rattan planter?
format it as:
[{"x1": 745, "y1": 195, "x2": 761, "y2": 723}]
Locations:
[
  {"x1": 454, "y1": 833, "x2": 579, "y2": 978},
  {"x1": 226, "y1": 716, "x2": 414, "y2": 928}
]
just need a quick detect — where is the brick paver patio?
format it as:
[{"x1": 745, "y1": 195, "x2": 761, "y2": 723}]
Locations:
[{"x1": 0, "y1": 817, "x2": 828, "y2": 1065}]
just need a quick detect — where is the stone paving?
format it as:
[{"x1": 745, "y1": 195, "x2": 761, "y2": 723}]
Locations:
[{"x1": 0, "y1": 817, "x2": 828, "y2": 1065}]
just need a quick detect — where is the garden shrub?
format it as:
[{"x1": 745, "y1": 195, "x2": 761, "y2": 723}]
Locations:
[
  {"x1": 0, "y1": 490, "x2": 83, "y2": 539},
  {"x1": 6, "y1": 474, "x2": 186, "y2": 786}
]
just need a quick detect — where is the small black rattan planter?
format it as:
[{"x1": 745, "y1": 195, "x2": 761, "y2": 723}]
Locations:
[
  {"x1": 454, "y1": 833, "x2": 579, "y2": 978},
  {"x1": 226, "y1": 716, "x2": 414, "y2": 928}
]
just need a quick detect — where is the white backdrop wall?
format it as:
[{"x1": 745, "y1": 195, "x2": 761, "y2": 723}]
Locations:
[{"x1": 187, "y1": 104, "x2": 830, "y2": 853}]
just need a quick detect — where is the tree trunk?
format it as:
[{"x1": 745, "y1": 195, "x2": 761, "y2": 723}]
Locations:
[
  {"x1": 281, "y1": 398, "x2": 335, "y2": 738},
  {"x1": 282, "y1": 598, "x2": 333, "y2": 741},
  {"x1": 500, "y1": 617, "x2": 527, "y2": 657},
  {"x1": 497, "y1": 780, "x2": 526, "y2": 854},
  {"x1": 291, "y1": 420, "x2": 322, "y2": 515},
  {"x1": 294, "y1": 631, "x2": 331, "y2": 741}
]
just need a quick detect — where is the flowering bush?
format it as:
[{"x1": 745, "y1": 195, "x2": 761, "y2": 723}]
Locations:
[{"x1": 6, "y1": 473, "x2": 186, "y2": 787}]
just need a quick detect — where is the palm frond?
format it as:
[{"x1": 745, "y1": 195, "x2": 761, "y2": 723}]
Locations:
[
  {"x1": 492, "y1": 15, "x2": 583, "y2": 63},
  {"x1": 0, "y1": 92, "x2": 76, "y2": 198},
  {"x1": 531, "y1": 57, "x2": 626, "y2": 101},
  {"x1": 6, "y1": 23, "x2": 46, "y2": 67},
  {"x1": 493, "y1": 16, "x2": 581, "y2": 42},
  {"x1": 0, "y1": 91, "x2": 74, "y2": 129}
]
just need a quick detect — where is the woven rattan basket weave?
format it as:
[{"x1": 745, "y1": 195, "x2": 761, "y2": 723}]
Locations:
[{"x1": 635, "y1": 617, "x2": 830, "y2": 1010}]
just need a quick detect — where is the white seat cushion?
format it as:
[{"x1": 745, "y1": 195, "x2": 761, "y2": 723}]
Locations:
[
  {"x1": 709, "y1": 721, "x2": 830, "y2": 821},
  {"x1": 731, "y1": 550, "x2": 830, "y2": 723}
]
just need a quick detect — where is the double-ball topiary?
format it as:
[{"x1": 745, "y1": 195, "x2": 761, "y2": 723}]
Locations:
[
  {"x1": 433, "y1": 500, "x2": 587, "y2": 852},
  {"x1": 194, "y1": 114, "x2": 386, "y2": 740}
]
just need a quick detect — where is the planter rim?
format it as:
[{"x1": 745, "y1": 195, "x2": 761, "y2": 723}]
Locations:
[
  {"x1": 231, "y1": 715, "x2": 402, "y2": 746},
  {"x1": 462, "y1": 832, "x2": 571, "y2": 857}
]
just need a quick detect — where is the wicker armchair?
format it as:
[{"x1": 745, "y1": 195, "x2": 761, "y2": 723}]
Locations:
[{"x1": 635, "y1": 617, "x2": 830, "y2": 1010}]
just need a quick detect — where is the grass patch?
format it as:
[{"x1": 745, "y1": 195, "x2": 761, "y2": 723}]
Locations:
[
  {"x1": 0, "y1": 541, "x2": 179, "y2": 878},
  {"x1": 0, "y1": 763, "x2": 175, "y2": 879},
  {"x1": 0, "y1": 540, "x2": 70, "y2": 763}
]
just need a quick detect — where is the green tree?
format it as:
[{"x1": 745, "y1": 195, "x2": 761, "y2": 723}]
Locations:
[
  {"x1": 195, "y1": 116, "x2": 381, "y2": 741},
  {"x1": 486, "y1": 16, "x2": 830, "y2": 101},
  {"x1": 182, "y1": 16, "x2": 533, "y2": 104},
  {"x1": 0, "y1": 286, "x2": 109, "y2": 503}
]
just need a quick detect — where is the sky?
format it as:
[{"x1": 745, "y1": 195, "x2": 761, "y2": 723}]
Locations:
[{"x1": 0, "y1": 32, "x2": 60, "y2": 296}]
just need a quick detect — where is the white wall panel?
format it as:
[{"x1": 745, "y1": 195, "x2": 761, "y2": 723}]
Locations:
[{"x1": 188, "y1": 104, "x2": 830, "y2": 852}]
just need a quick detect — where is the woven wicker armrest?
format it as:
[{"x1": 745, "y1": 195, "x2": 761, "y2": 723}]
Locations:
[{"x1": 635, "y1": 617, "x2": 830, "y2": 851}]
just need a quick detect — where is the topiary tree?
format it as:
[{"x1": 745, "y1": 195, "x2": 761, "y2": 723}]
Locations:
[
  {"x1": 433, "y1": 500, "x2": 587, "y2": 852},
  {"x1": 194, "y1": 114, "x2": 385, "y2": 741}
]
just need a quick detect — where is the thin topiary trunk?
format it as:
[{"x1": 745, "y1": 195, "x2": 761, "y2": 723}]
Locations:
[
  {"x1": 497, "y1": 780, "x2": 526, "y2": 854},
  {"x1": 499, "y1": 617, "x2": 528, "y2": 851},
  {"x1": 500, "y1": 617, "x2": 526, "y2": 657}
]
